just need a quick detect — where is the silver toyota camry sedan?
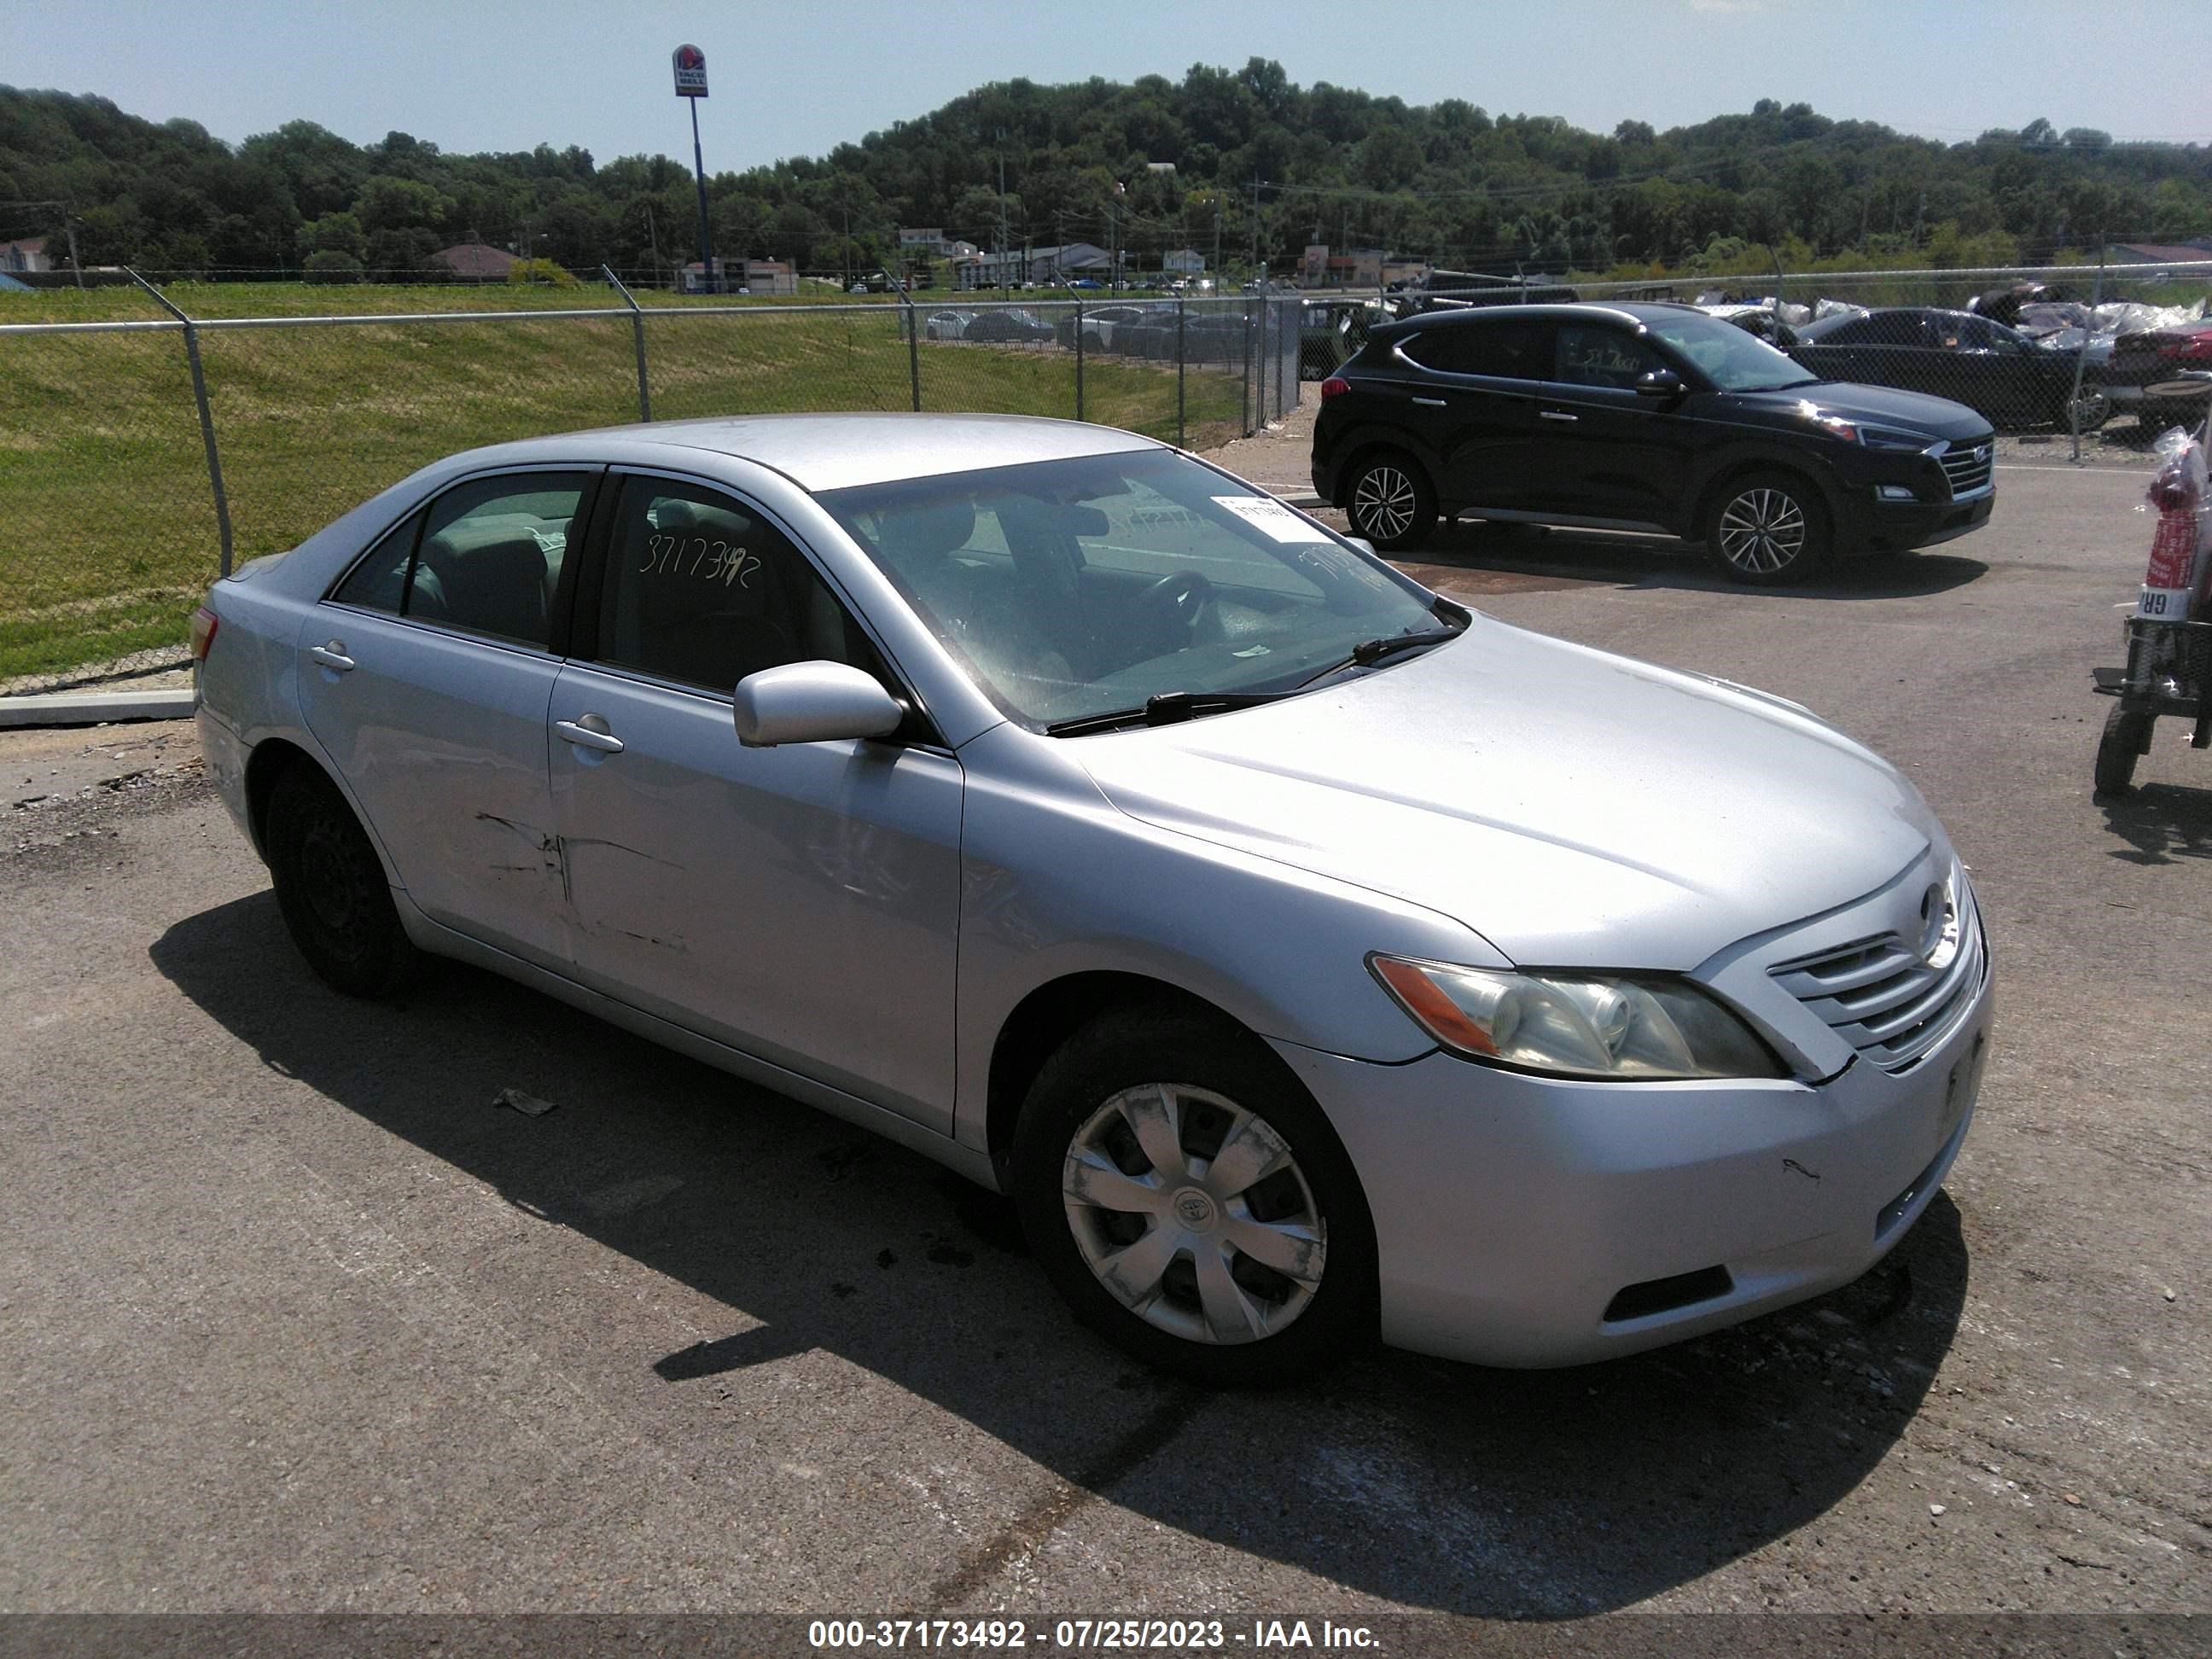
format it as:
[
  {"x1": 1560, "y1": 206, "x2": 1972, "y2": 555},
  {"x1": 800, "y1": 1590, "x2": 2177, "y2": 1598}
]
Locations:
[{"x1": 193, "y1": 413, "x2": 1993, "y2": 1387}]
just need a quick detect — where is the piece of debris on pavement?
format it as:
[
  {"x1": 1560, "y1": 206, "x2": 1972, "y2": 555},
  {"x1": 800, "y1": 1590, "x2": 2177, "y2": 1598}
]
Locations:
[{"x1": 492, "y1": 1086, "x2": 556, "y2": 1118}]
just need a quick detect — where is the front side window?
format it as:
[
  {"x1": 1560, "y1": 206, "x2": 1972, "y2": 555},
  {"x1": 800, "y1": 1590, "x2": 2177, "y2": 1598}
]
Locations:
[
  {"x1": 595, "y1": 477, "x2": 866, "y2": 694},
  {"x1": 1556, "y1": 325, "x2": 1665, "y2": 389},
  {"x1": 823, "y1": 450, "x2": 1447, "y2": 729}
]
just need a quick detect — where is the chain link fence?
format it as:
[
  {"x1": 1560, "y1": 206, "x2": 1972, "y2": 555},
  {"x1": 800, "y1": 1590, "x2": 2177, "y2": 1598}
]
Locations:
[{"x1": 0, "y1": 283, "x2": 1303, "y2": 690}]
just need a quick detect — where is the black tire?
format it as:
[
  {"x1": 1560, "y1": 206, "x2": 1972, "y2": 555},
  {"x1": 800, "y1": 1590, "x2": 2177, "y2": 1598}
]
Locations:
[
  {"x1": 2064, "y1": 388, "x2": 2112, "y2": 434},
  {"x1": 1342, "y1": 451, "x2": 1438, "y2": 552},
  {"x1": 1012, "y1": 1006, "x2": 1378, "y2": 1388},
  {"x1": 265, "y1": 763, "x2": 420, "y2": 998},
  {"x1": 2093, "y1": 703, "x2": 2152, "y2": 797},
  {"x1": 1702, "y1": 469, "x2": 1833, "y2": 585}
]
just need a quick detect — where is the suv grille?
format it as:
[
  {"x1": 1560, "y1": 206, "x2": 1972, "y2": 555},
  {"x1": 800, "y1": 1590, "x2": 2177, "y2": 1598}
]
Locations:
[
  {"x1": 1938, "y1": 444, "x2": 1994, "y2": 500},
  {"x1": 1769, "y1": 883, "x2": 1985, "y2": 1073}
]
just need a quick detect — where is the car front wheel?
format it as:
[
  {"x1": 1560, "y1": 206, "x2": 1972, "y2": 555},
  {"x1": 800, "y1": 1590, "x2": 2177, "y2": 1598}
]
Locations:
[
  {"x1": 1012, "y1": 1008, "x2": 1377, "y2": 1387},
  {"x1": 265, "y1": 762, "x2": 420, "y2": 998},
  {"x1": 1703, "y1": 470, "x2": 1832, "y2": 585},
  {"x1": 1343, "y1": 452, "x2": 1437, "y2": 551}
]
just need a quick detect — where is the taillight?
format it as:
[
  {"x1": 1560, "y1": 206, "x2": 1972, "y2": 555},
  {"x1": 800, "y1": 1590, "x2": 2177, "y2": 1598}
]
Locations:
[
  {"x1": 2178, "y1": 335, "x2": 2212, "y2": 362},
  {"x1": 1320, "y1": 375, "x2": 1351, "y2": 399},
  {"x1": 189, "y1": 605, "x2": 219, "y2": 663},
  {"x1": 2146, "y1": 332, "x2": 2212, "y2": 360}
]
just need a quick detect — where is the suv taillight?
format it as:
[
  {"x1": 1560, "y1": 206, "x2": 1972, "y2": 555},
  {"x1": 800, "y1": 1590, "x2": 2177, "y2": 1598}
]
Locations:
[
  {"x1": 189, "y1": 605, "x2": 219, "y2": 663},
  {"x1": 1320, "y1": 375, "x2": 1351, "y2": 399}
]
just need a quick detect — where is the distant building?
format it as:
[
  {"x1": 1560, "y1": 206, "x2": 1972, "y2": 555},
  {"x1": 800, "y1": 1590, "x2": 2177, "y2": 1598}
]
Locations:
[
  {"x1": 680, "y1": 258, "x2": 795, "y2": 295},
  {"x1": 2107, "y1": 241, "x2": 2212, "y2": 271},
  {"x1": 1161, "y1": 247, "x2": 1205, "y2": 274},
  {"x1": 958, "y1": 242, "x2": 1111, "y2": 289},
  {"x1": 0, "y1": 236, "x2": 52, "y2": 275},
  {"x1": 1298, "y1": 245, "x2": 1386, "y2": 288},
  {"x1": 1144, "y1": 161, "x2": 1177, "y2": 177},
  {"x1": 433, "y1": 242, "x2": 519, "y2": 281}
]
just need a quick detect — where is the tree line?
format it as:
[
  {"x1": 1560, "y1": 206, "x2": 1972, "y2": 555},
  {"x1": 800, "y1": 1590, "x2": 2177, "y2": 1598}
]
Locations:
[{"x1": 3, "y1": 62, "x2": 2209, "y2": 286}]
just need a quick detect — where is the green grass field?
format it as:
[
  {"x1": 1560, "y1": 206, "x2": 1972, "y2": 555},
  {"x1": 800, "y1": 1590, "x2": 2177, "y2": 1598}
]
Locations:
[{"x1": 0, "y1": 283, "x2": 1254, "y2": 682}]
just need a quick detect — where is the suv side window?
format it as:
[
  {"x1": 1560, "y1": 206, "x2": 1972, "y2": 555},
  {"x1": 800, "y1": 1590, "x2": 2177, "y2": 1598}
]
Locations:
[
  {"x1": 597, "y1": 475, "x2": 869, "y2": 694},
  {"x1": 1554, "y1": 325, "x2": 1665, "y2": 389},
  {"x1": 405, "y1": 473, "x2": 589, "y2": 648},
  {"x1": 1401, "y1": 318, "x2": 1552, "y2": 379}
]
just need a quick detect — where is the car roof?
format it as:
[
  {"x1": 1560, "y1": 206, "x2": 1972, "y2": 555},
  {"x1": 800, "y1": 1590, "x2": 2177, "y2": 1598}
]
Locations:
[
  {"x1": 467, "y1": 412, "x2": 1163, "y2": 494},
  {"x1": 1371, "y1": 300, "x2": 1706, "y2": 341}
]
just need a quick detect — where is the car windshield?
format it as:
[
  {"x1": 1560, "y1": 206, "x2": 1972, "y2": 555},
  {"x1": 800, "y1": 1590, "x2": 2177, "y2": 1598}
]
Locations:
[
  {"x1": 822, "y1": 450, "x2": 1452, "y2": 730},
  {"x1": 1644, "y1": 310, "x2": 1820, "y2": 393}
]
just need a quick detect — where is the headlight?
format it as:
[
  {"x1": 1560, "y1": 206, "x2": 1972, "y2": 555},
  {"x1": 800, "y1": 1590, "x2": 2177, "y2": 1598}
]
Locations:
[{"x1": 1370, "y1": 956, "x2": 1785, "y2": 1081}]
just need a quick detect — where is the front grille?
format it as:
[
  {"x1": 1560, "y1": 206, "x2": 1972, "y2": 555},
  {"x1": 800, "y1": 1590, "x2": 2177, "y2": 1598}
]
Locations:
[
  {"x1": 1769, "y1": 883, "x2": 1985, "y2": 1073},
  {"x1": 1938, "y1": 443, "x2": 1994, "y2": 500}
]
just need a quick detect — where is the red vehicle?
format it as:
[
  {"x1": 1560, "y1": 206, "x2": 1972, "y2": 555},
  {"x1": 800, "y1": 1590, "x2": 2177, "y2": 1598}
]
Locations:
[
  {"x1": 2093, "y1": 429, "x2": 2212, "y2": 791},
  {"x1": 2103, "y1": 317, "x2": 2212, "y2": 434}
]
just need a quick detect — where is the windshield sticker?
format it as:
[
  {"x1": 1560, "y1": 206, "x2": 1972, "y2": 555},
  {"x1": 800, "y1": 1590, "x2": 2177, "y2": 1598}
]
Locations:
[{"x1": 1213, "y1": 495, "x2": 1331, "y2": 544}]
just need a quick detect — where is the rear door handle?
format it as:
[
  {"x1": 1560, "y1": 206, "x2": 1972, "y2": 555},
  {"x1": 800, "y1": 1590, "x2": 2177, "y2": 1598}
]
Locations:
[
  {"x1": 308, "y1": 642, "x2": 355, "y2": 672},
  {"x1": 555, "y1": 717, "x2": 625, "y2": 754},
  {"x1": 1539, "y1": 410, "x2": 1579, "y2": 422},
  {"x1": 1411, "y1": 396, "x2": 1448, "y2": 407}
]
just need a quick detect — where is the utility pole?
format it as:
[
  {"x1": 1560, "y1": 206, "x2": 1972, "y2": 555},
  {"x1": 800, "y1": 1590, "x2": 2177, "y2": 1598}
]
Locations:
[
  {"x1": 1250, "y1": 175, "x2": 1262, "y2": 282},
  {"x1": 997, "y1": 136, "x2": 1012, "y2": 298}
]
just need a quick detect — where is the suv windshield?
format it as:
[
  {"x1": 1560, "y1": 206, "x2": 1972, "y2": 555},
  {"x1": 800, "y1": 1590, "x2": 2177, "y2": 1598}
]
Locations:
[
  {"x1": 1644, "y1": 310, "x2": 1820, "y2": 393},
  {"x1": 823, "y1": 451, "x2": 1452, "y2": 730}
]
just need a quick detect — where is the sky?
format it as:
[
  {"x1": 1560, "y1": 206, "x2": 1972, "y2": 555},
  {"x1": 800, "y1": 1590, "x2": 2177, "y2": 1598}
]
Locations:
[{"x1": 6, "y1": 0, "x2": 2207, "y2": 173}]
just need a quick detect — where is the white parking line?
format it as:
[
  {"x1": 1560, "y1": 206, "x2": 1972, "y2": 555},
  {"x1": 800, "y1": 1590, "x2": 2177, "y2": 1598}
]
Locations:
[{"x1": 1996, "y1": 463, "x2": 2151, "y2": 474}]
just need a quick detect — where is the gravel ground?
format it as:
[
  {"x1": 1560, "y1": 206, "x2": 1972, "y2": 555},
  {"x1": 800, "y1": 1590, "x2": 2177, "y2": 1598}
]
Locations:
[{"x1": 0, "y1": 432, "x2": 2204, "y2": 1647}]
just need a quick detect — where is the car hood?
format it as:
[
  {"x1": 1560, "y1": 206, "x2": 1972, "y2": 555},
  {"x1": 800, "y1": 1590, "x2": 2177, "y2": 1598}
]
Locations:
[
  {"x1": 1073, "y1": 620, "x2": 1938, "y2": 969},
  {"x1": 1741, "y1": 378, "x2": 1994, "y2": 439}
]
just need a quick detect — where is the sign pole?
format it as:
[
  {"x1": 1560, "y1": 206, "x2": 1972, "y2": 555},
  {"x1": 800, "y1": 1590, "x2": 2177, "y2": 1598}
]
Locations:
[{"x1": 672, "y1": 44, "x2": 714, "y2": 293}]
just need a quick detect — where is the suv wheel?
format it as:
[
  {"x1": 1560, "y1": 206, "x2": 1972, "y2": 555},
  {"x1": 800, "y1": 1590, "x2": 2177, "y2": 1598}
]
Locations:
[
  {"x1": 1344, "y1": 452, "x2": 1437, "y2": 552},
  {"x1": 265, "y1": 763, "x2": 420, "y2": 998},
  {"x1": 1012, "y1": 1007, "x2": 1377, "y2": 1388},
  {"x1": 1703, "y1": 471, "x2": 1831, "y2": 585}
]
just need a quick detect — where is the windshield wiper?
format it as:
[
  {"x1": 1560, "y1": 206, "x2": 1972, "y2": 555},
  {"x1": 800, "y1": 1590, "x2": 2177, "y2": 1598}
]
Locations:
[
  {"x1": 1295, "y1": 624, "x2": 1466, "y2": 689},
  {"x1": 1044, "y1": 690, "x2": 1293, "y2": 737}
]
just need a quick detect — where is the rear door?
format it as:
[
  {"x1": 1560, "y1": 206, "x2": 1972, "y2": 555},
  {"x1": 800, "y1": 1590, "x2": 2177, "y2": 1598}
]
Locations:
[
  {"x1": 298, "y1": 469, "x2": 597, "y2": 970},
  {"x1": 546, "y1": 469, "x2": 963, "y2": 1131},
  {"x1": 1393, "y1": 317, "x2": 1555, "y2": 513},
  {"x1": 1522, "y1": 322, "x2": 1697, "y2": 527}
]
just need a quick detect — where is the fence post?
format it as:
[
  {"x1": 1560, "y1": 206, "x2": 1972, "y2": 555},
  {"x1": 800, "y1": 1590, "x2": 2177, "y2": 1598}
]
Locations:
[
  {"x1": 1242, "y1": 297, "x2": 1254, "y2": 436},
  {"x1": 1176, "y1": 298, "x2": 1186, "y2": 448},
  {"x1": 882, "y1": 270, "x2": 921, "y2": 413},
  {"x1": 2068, "y1": 239, "x2": 2107, "y2": 463},
  {"x1": 130, "y1": 267, "x2": 233, "y2": 578},
  {"x1": 1074, "y1": 299, "x2": 1086, "y2": 422},
  {"x1": 602, "y1": 265, "x2": 652, "y2": 422}
]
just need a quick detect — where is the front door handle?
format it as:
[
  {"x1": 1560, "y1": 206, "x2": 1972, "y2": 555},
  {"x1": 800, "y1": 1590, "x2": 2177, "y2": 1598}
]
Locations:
[
  {"x1": 308, "y1": 642, "x2": 355, "y2": 672},
  {"x1": 1411, "y1": 396, "x2": 1448, "y2": 407},
  {"x1": 555, "y1": 716, "x2": 626, "y2": 754},
  {"x1": 1539, "y1": 410, "x2": 1580, "y2": 423}
]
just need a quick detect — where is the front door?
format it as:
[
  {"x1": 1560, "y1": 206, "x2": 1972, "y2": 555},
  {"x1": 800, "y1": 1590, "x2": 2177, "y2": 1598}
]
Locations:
[
  {"x1": 547, "y1": 471, "x2": 963, "y2": 1131},
  {"x1": 1524, "y1": 322, "x2": 1699, "y2": 527},
  {"x1": 297, "y1": 469, "x2": 597, "y2": 970}
]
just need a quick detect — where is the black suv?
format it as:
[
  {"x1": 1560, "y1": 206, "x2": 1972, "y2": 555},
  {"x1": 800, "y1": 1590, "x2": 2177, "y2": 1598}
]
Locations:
[{"x1": 1313, "y1": 301, "x2": 1997, "y2": 584}]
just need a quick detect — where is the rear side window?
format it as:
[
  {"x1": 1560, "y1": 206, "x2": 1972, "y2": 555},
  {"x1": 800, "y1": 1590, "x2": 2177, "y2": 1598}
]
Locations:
[
  {"x1": 595, "y1": 477, "x2": 870, "y2": 694},
  {"x1": 1400, "y1": 319, "x2": 1552, "y2": 379},
  {"x1": 406, "y1": 474, "x2": 588, "y2": 648},
  {"x1": 332, "y1": 512, "x2": 422, "y2": 614}
]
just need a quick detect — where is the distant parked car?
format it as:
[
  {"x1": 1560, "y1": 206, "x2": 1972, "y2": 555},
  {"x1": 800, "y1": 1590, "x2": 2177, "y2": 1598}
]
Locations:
[
  {"x1": 1784, "y1": 306, "x2": 2108, "y2": 432},
  {"x1": 964, "y1": 307, "x2": 1056, "y2": 344},
  {"x1": 2100, "y1": 317, "x2": 2212, "y2": 433},
  {"x1": 1301, "y1": 299, "x2": 1384, "y2": 380},
  {"x1": 1313, "y1": 301, "x2": 1996, "y2": 583},
  {"x1": 923, "y1": 310, "x2": 976, "y2": 341},
  {"x1": 1067, "y1": 277, "x2": 1103, "y2": 291}
]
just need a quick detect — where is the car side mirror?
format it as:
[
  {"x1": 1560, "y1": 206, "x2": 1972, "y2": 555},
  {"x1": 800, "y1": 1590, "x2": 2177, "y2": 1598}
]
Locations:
[
  {"x1": 733, "y1": 661, "x2": 905, "y2": 748},
  {"x1": 1635, "y1": 368, "x2": 1685, "y2": 399}
]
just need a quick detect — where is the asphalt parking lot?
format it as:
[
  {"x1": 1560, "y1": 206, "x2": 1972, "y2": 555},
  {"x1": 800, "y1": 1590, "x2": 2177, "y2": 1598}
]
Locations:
[{"x1": 2, "y1": 451, "x2": 2206, "y2": 1633}]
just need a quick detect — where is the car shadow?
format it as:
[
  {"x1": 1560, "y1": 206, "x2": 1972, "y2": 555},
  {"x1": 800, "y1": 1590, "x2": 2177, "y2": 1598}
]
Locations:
[
  {"x1": 2098, "y1": 779, "x2": 2212, "y2": 864},
  {"x1": 1403, "y1": 519, "x2": 1988, "y2": 601},
  {"x1": 150, "y1": 892, "x2": 1969, "y2": 1617}
]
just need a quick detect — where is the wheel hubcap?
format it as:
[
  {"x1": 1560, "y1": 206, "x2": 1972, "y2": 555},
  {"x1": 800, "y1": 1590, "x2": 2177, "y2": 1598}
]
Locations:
[
  {"x1": 1716, "y1": 487, "x2": 1807, "y2": 573},
  {"x1": 1062, "y1": 1083, "x2": 1326, "y2": 1346},
  {"x1": 1352, "y1": 465, "x2": 1416, "y2": 541}
]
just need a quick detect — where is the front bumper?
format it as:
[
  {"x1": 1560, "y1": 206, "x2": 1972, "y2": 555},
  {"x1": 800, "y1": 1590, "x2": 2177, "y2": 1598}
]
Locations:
[
  {"x1": 1840, "y1": 487, "x2": 1994, "y2": 554},
  {"x1": 1271, "y1": 966, "x2": 1992, "y2": 1368}
]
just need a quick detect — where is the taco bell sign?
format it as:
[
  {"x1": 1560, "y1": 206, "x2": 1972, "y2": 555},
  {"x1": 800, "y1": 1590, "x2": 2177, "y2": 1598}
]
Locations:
[{"x1": 672, "y1": 44, "x2": 708, "y2": 97}]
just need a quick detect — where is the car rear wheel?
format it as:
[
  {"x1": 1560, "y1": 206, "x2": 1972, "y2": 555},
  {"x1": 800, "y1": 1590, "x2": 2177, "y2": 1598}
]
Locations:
[
  {"x1": 2093, "y1": 703, "x2": 2152, "y2": 796},
  {"x1": 1012, "y1": 1007, "x2": 1377, "y2": 1388},
  {"x1": 1343, "y1": 452, "x2": 1437, "y2": 551},
  {"x1": 266, "y1": 763, "x2": 420, "y2": 998},
  {"x1": 1703, "y1": 471, "x2": 1832, "y2": 585},
  {"x1": 2064, "y1": 389, "x2": 2111, "y2": 433}
]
